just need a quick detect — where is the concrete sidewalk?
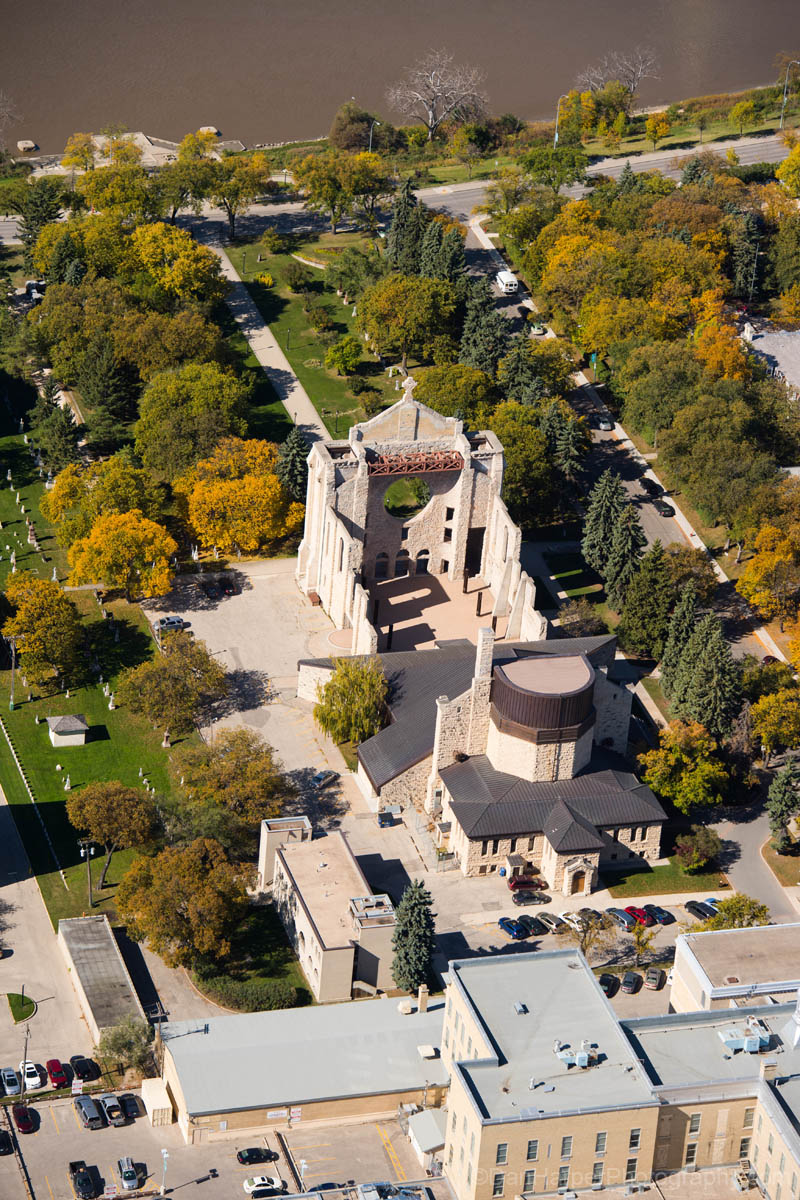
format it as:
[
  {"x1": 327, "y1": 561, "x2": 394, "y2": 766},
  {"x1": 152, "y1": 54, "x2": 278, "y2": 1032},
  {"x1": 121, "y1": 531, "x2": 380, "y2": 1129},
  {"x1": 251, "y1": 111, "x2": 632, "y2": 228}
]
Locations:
[{"x1": 206, "y1": 234, "x2": 328, "y2": 442}]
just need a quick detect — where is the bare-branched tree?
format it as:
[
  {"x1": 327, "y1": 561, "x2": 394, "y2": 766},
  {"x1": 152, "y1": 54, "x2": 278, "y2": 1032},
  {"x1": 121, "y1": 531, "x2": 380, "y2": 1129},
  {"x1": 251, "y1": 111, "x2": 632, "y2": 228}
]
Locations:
[
  {"x1": 387, "y1": 49, "x2": 487, "y2": 141},
  {"x1": 576, "y1": 46, "x2": 658, "y2": 108}
]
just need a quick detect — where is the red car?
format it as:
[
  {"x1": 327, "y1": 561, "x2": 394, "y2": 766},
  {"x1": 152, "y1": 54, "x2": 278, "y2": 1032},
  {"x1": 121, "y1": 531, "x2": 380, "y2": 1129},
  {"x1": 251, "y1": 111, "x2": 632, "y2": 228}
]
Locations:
[
  {"x1": 624, "y1": 905, "x2": 655, "y2": 927},
  {"x1": 508, "y1": 876, "x2": 547, "y2": 891},
  {"x1": 12, "y1": 1103, "x2": 34, "y2": 1133},
  {"x1": 46, "y1": 1058, "x2": 68, "y2": 1088}
]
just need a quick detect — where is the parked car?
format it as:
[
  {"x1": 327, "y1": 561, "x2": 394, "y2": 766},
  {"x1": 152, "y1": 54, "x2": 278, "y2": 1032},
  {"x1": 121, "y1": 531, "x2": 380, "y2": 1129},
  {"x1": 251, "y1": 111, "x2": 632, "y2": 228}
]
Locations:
[
  {"x1": 70, "y1": 1055, "x2": 96, "y2": 1082},
  {"x1": 624, "y1": 905, "x2": 655, "y2": 927},
  {"x1": 74, "y1": 1095, "x2": 105, "y2": 1130},
  {"x1": 645, "y1": 967, "x2": 665, "y2": 991},
  {"x1": 598, "y1": 973, "x2": 619, "y2": 998},
  {"x1": 507, "y1": 875, "x2": 547, "y2": 891},
  {"x1": 69, "y1": 1161, "x2": 96, "y2": 1200},
  {"x1": 238, "y1": 1149, "x2": 279, "y2": 1166},
  {"x1": 511, "y1": 890, "x2": 550, "y2": 906},
  {"x1": 98, "y1": 1093, "x2": 126, "y2": 1127},
  {"x1": 1, "y1": 1067, "x2": 20, "y2": 1095},
  {"x1": 621, "y1": 971, "x2": 641, "y2": 994},
  {"x1": 46, "y1": 1058, "x2": 68, "y2": 1088},
  {"x1": 704, "y1": 897, "x2": 721, "y2": 911},
  {"x1": 498, "y1": 916, "x2": 528, "y2": 940},
  {"x1": 220, "y1": 576, "x2": 238, "y2": 596},
  {"x1": 200, "y1": 580, "x2": 221, "y2": 600},
  {"x1": 579, "y1": 908, "x2": 604, "y2": 925},
  {"x1": 12, "y1": 1103, "x2": 34, "y2": 1134},
  {"x1": 516, "y1": 915, "x2": 548, "y2": 937},
  {"x1": 118, "y1": 1094, "x2": 140, "y2": 1121},
  {"x1": 591, "y1": 412, "x2": 614, "y2": 431},
  {"x1": 560, "y1": 911, "x2": 584, "y2": 932},
  {"x1": 154, "y1": 615, "x2": 185, "y2": 635},
  {"x1": 606, "y1": 907, "x2": 636, "y2": 931},
  {"x1": 643, "y1": 904, "x2": 674, "y2": 925},
  {"x1": 640, "y1": 478, "x2": 663, "y2": 498},
  {"x1": 0, "y1": 1129, "x2": 12, "y2": 1155},
  {"x1": 538, "y1": 912, "x2": 567, "y2": 932},
  {"x1": 311, "y1": 770, "x2": 340, "y2": 790},
  {"x1": 685, "y1": 900, "x2": 716, "y2": 920},
  {"x1": 653, "y1": 498, "x2": 676, "y2": 518},
  {"x1": 117, "y1": 1156, "x2": 139, "y2": 1192},
  {"x1": 18, "y1": 1061, "x2": 40, "y2": 1091},
  {"x1": 243, "y1": 1177, "x2": 284, "y2": 1195}
]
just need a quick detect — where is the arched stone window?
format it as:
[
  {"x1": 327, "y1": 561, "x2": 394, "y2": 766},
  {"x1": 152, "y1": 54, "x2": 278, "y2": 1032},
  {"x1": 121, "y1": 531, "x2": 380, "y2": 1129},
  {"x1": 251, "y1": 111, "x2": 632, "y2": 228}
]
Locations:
[
  {"x1": 416, "y1": 549, "x2": 430, "y2": 576},
  {"x1": 375, "y1": 552, "x2": 389, "y2": 580},
  {"x1": 395, "y1": 549, "x2": 410, "y2": 577}
]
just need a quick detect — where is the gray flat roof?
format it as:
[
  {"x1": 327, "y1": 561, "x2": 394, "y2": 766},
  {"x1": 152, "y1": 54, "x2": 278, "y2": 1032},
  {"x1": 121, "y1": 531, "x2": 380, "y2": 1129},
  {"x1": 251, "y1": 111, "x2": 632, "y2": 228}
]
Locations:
[
  {"x1": 162, "y1": 997, "x2": 448, "y2": 1116},
  {"x1": 449, "y1": 951, "x2": 656, "y2": 1121},
  {"x1": 678, "y1": 924, "x2": 800, "y2": 992},
  {"x1": 751, "y1": 329, "x2": 800, "y2": 393},
  {"x1": 58, "y1": 915, "x2": 146, "y2": 1031}
]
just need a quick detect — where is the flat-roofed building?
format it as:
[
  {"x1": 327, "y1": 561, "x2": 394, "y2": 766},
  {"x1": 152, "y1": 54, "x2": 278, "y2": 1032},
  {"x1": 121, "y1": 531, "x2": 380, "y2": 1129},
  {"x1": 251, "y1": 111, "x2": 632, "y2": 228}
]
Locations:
[
  {"x1": 160, "y1": 993, "x2": 448, "y2": 1143},
  {"x1": 57, "y1": 914, "x2": 146, "y2": 1042},
  {"x1": 270, "y1": 829, "x2": 396, "y2": 1002},
  {"x1": 671, "y1": 923, "x2": 800, "y2": 1012}
]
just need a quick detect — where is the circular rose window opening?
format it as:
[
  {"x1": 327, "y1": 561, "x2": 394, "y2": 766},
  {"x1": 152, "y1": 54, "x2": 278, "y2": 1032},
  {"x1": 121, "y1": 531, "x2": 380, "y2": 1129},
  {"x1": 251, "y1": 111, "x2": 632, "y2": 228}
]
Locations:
[{"x1": 383, "y1": 477, "x2": 431, "y2": 520}]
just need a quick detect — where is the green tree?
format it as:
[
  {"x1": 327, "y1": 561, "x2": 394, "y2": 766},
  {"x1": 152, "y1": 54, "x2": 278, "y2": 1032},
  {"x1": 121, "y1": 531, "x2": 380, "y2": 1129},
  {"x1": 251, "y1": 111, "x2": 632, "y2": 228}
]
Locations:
[
  {"x1": 66, "y1": 782, "x2": 156, "y2": 888},
  {"x1": 519, "y1": 145, "x2": 588, "y2": 194},
  {"x1": 605, "y1": 503, "x2": 646, "y2": 610},
  {"x1": 552, "y1": 411, "x2": 590, "y2": 484},
  {"x1": 437, "y1": 228, "x2": 467, "y2": 284},
  {"x1": 640, "y1": 721, "x2": 729, "y2": 814},
  {"x1": 357, "y1": 275, "x2": 456, "y2": 371},
  {"x1": 29, "y1": 385, "x2": 82, "y2": 471},
  {"x1": 489, "y1": 402, "x2": 557, "y2": 526},
  {"x1": 674, "y1": 824, "x2": 723, "y2": 872},
  {"x1": 617, "y1": 342, "x2": 704, "y2": 443},
  {"x1": 117, "y1": 838, "x2": 251, "y2": 967},
  {"x1": 751, "y1": 688, "x2": 800, "y2": 766},
  {"x1": 12, "y1": 177, "x2": 63, "y2": 269},
  {"x1": 294, "y1": 151, "x2": 354, "y2": 234},
  {"x1": 497, "y1": 337, "x2": 575, "y2": 406},
  {"x1": 117, "y1": 630, "x2": 227, "y2": 737},
  {"x1": 419, "y1": 220, "x2": 444, "y2": 278},
  {"x1": 276, "y1": 426, "x2": 309, "y2": 503},
  {"x1": 703, "y1": 893, "x2": 769, "y2": 929},
  {"x1": 458, "y1": 278, "x2": 510, "y2": 376},
  {"x1": 2, "y1": 572, "x2": 82, "y2": 687},
  {"x1": 97, "y1": 1017, "x2": 154, "y2": 1072},
  {"x1": 391, "y1": 880, "x2": 436, "y2": 991},
  {"x1": 677, "y1": 620, "x2": 742, "y2": 740},
  {"x1": 581, "y1": 470, "x2": 627, "y2": 576},
  {"x1": 729, "y1": 100, "x2": 756, "y2": 136},
  {"x1": 618, "y1": 541, "x2": 674, "y2": 658},
  {"x1": 385, "y1": 179, "x2": 421, "y2": 273},
  {"x1": 664, "y1": 544, "x2": 718, "y2": 608},
  {"x1": 413, "y1": 364, "x2": 498, "y2": 422},
  {"x1": 766, "y1": 764, "x2": 800, "y2": 851},
  {"x1": 660, "y1": 583, "x2": 698, "y2": 698},
  {"x1": 78, "y1": 335, "x2": 138, "y2": 452},
  {"x1": 135, "y1": 362, "x2": 248, "y2": 481},
  {"x1": 630, "y1": 922, "x2": 657, "y2": 967},
  {"x1": 558, "y1": 597, "x2": 608, "y2": 638},
  {"x1": 671, "y1": 613, "x2": 720, "y2": 710},
  {"x1": 314, "y1": 657, "x2": 388, "y2": 745},
  {"x1": 207, "y1": 152, "x2": 272, "y2": 239},
  {"x1": 740, "y1": 655, "x2": 797, "y2": 704},
  {"x1": 325, "y1": 334, "x2": 362, "y2": 376}
]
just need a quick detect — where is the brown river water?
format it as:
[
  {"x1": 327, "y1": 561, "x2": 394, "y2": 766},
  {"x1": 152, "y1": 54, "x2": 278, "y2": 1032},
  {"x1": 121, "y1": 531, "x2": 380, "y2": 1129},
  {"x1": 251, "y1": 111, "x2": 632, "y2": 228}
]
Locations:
[{"x1": 3, "y1": 0, "x2": 800, "y2": 154}]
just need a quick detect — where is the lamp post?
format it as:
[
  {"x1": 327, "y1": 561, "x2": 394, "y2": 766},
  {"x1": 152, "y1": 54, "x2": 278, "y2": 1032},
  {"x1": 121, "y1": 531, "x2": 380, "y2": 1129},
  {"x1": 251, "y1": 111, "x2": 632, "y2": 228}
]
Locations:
[
  {"x1": 7, "y1": 636, "x2": 17, "y2": 711},
  {"x1": 553, "y1": 94, "x2": 569, "y2": 149},
  {"x1": 299, "y1": 1159, "x2": 308, "y2": 1192},
  {"x1": 160, "y1": 1148, "x2": 169, "y2": 1196},
  {"x1": 78, "y1": 839, "x2": 95, "y2": 909},
  {"x1": 368, "y1": 120, "x2": 381, "y2": 152},
  {"x1": 780, "y1": 61, "x2": 800, "y2": 130}
]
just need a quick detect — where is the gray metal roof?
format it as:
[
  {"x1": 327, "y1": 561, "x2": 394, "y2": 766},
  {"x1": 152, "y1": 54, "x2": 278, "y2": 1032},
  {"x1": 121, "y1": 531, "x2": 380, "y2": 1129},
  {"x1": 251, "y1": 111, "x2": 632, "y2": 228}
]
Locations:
[
  {"x1": 162, "y1": 997, "x2": 448, "y2": 1117},
  {"x1": 544, "y1": 800, "x2": 606, "y2": 852},
  {"x1": 47, "y1": 714, "x2": 88, "y2": 733},
  {"x1": 299, "y1": 635, "x2": 618, "y2": 792},
  {"x1": 440, "y1": 754, "x2": 664, "y2": 839},
  {"x1": 58, "y1": 915, "x2": 146, "y2": 1031}
]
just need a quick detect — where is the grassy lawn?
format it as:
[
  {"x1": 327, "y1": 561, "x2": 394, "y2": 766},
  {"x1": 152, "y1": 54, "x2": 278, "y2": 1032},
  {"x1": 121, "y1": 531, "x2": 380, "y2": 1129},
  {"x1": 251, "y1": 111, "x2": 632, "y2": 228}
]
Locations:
[
  {"x1": 762, "y1": 837, "x2": 800, "y2": 888},
  {"x1": 1, "y1": 248, "x2": 27, "y2": 291},
  {"x1": 602, "y1": 856, "x2": 730, "y2": 897},
  {"x1": 7, "y1": 992, "x2": 35, "y2": 1022},
  {"x1": 583, "y1": 105, "x2": 797, "y2": 161},
  {"x1": 543, "y1": 550, "x2": 603, "y2": 599},
  {"x1": 193, "y1": 903, "x2": 312, "y2": 1009},
  {"x1": 214, "y1": 301, "x2": 292, "y2": 444},
  {"x1": 641, "y1": 676, "x2": 671, "y2": 720},
  {"x1": 226, "y1": 238, "x2": 402, "y2": 434}
]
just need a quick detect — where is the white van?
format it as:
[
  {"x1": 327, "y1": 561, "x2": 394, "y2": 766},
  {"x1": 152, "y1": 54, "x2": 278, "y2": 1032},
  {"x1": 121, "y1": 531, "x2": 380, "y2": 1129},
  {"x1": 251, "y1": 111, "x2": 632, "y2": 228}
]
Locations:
[{"x1": 495, "y1": 269, "x2": 518, "y2": 295}]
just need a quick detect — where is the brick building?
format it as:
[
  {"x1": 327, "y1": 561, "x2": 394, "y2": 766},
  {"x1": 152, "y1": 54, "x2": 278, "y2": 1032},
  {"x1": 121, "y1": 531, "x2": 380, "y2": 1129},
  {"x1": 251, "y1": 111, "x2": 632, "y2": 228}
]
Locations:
[{"x1": 298, "y1": 630, "x2": 664, "y2": 896}]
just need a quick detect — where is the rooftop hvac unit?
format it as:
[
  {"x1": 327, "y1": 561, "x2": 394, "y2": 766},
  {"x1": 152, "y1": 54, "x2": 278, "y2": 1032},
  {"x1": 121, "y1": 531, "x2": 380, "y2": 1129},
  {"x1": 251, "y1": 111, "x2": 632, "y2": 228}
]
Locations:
[{"x1": 417, "y1": 1044, "x2": 437, "y2": 1059}]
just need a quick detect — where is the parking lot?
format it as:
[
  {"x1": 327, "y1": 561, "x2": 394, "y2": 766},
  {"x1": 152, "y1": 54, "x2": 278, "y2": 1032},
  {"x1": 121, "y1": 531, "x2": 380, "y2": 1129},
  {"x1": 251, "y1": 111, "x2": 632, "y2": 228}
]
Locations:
[{"x1": 0, "y1": 1096, "x2": 450, "y2": 1200}]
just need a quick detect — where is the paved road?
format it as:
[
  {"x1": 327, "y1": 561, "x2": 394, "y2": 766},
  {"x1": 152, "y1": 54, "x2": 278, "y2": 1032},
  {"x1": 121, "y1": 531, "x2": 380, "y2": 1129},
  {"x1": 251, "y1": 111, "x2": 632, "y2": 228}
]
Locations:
[{"x1": 713, "y1": 805, "x2": 797, "y2": 922}]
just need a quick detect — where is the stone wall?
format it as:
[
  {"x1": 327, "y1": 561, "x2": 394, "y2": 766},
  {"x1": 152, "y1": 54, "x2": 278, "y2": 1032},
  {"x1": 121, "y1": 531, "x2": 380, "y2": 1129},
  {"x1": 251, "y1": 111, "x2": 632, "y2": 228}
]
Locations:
[
  {"x1": 297, "y1": 662, "x2": 334, "y2": 703},
  {"x1": 597, "y1": 821, "x2": 661, "y2": 866},
  {"x1": 485, "y1": 719, "x2": 594, "y2": 782},
  {"x1": 380, "y1": 755, "x2": 433, "y2": 810}
]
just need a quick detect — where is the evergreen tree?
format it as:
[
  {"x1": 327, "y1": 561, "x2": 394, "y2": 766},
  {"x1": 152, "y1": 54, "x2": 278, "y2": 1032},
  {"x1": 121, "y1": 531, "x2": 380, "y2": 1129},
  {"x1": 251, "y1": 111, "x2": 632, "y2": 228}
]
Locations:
[
  {"x1": 385, "y1": 179, "x2": 417, "y2": 270},
  {"x1": 671, "y1": 612, "x2": 720, "y2": 711},
  {"x1": 605, "y1": 503, "x2": 646, "y2": 610},
  {"x1": 17, "y1": 178, "x2": 62, "y2": 271},
  {"x1": 402, "y1": 204, "x2": 430, "y2": 275},
  {"x1": 767, "y1": 765, "x2": 800, "y2": 851},
  {"x1": 678, "y1": 621, "x2": 743, "y2": 741},
  {"x1": 277, "y1": 425, "x2": 310, "y2": 502},
  {"x1": 581, "y1": 469, "x2": 626, "y2": 576},
  {"x1": 553, "y1": 416, "x2": 590, "y2": 484},
  {"x1": 391, "y1": 879, "x2": 436, "y2": 992},
  {"x1": 458, "y1": 278, "x2": 510, "y2": 375},
  {"x1": 616, "y1": 160, "x2": 638, "y2": 195},
  {"x1": 437, "y1": 228, "x2": 467, "y2": 283},
  {"x1": 731, "y1": 213, "x2": 761, "y2": 300},
  {"x1": 419, "y1": 220, "x2": 444, "y2": 278},
  {"x1": 31, "y1": 398, "x2": 82, "y2": 471},
  {"x1": 499, "y1": 337, "x2": 550, "y2": 405},
  {"x1": 63, "y1": 257, "x2": 88, "y2": 287},
  {"x1": 48, "y1": 230, "x2": 85, "y2": 284},
  {"x1": 79, "y1": 336, "x2": 138, "y2": 452},
  {"x1": 618, "y1": 541, "x2": 674, "y2": 658},
  {"x1": 660, "y1": 582, "x2": 698, "y2": 699}
]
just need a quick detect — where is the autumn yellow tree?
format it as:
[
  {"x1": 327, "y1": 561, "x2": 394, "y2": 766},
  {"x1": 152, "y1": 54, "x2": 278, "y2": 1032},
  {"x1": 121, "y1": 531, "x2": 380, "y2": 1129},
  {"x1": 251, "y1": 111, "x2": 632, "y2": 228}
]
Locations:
[
  {"x1": 68, "y1": 510, "x2": 177, "y2": 599},
  {"x1": 692, "y1": 289, "x2": 750, "y2": 380},
  {"x1": 177, "y1": 438, "x2": 304, "y2": 553},
  {"x1": 130, "y1": 223, "x2": 228, "y2": 308},
  {"x1": 41, "y1": 457, "x2": 164, "y2": 548},
  {"x1": 645, "y1": 112, "x2": 671, "y2": 150},
  {"x1": 2, "y1": 572, "x2": 82, "y2": 687},
  {"x1": 776, "y1": 144, "x2": 800, "y2": 198},
  {"x1": 61, "y1": 132, "x2": 96, "y2": 172},
  {"x1": 736, "y1": 524, "x2": 800, "y2": 629}
]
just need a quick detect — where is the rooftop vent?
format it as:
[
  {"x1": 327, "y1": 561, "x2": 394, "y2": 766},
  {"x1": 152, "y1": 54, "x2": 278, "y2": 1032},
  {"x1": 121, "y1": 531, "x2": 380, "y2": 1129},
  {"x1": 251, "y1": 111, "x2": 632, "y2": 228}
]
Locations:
[
  {"x1": 514, "y1": 1002, "x2": 528, "y2": 1015},
  {"x1": 417, "y1": 1044, "x2": 437, "y2": 1060},
  {"x1": 725, "y1": 976, "x2": 741, "y2": 985}
]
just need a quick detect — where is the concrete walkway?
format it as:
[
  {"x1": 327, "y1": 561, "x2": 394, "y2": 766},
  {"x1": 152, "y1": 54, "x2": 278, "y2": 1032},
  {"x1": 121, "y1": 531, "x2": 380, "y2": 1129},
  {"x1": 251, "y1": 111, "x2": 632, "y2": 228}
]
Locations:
[{"x1": 205, "y1": 232, "x2": 328, "y2": 442}]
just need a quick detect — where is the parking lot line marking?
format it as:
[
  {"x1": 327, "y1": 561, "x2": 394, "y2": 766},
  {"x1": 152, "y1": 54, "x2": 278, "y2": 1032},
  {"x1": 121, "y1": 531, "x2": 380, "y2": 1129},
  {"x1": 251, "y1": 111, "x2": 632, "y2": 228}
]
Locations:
[
  {"x1": 45, "y1": 1175, "x2": 55, "y2": 1200},
  {"x1": 291, "y1": 1143, "x2": 331, "y2": 1149},
  {"x1": 375, "y1": 1124, "x2": 406, "y2": 1181},
  {"x1": 50, "y1": 1106, "x2": 59, "y2": 1133},
  {"x1": 71, "y1": 1103, "x2": 82, "y2": 1130}
]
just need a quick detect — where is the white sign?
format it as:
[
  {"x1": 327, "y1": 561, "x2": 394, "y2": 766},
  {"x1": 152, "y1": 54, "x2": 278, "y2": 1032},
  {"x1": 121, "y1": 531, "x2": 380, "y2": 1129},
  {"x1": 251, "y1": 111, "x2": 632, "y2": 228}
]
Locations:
[
  {"x1": 290, "y1": 1107, "x2": 302, "y2": 1120},
  {"x1": 103, "y1": 1188, "x2": 119, "y2": 1199},
  {"x1": 267, "y1": 1109, "x2": 288, "y2": 1119},
  {"x1": 71, "y1": 1080, "x2": 84, "y2": 1095}
]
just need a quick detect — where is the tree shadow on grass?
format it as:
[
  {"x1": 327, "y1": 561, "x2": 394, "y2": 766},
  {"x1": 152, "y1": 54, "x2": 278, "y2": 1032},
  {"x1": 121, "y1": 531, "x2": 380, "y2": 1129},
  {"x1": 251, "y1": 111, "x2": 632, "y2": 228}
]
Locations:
[{"x1": 88, "y1": 616, "x2": 153, "y2": 679}]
